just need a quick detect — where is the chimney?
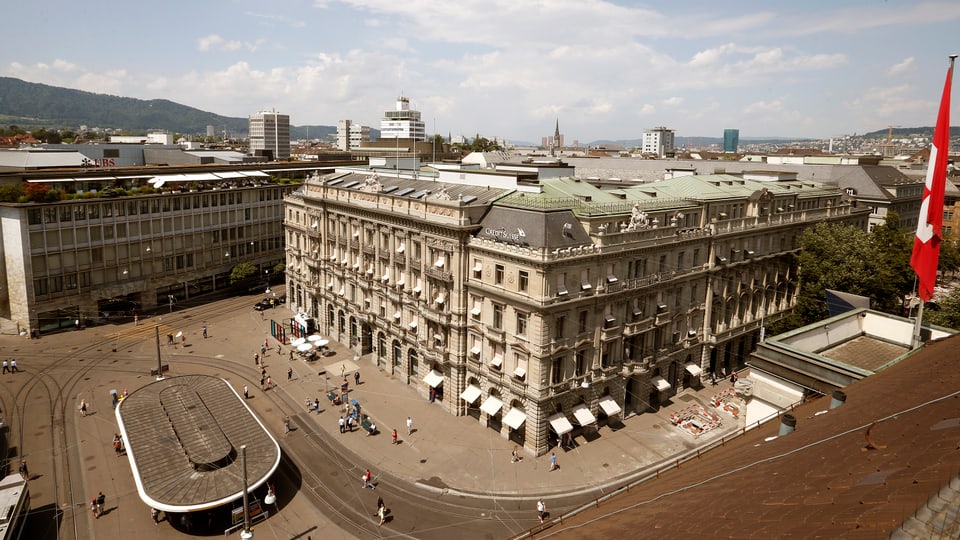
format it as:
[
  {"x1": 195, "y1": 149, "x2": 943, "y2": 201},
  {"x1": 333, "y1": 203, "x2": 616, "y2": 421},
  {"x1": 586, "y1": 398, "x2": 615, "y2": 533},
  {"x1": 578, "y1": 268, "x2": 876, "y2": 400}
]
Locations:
[
  {"x1": 779, "y1": 413, "x2": 797, "y2": 436},
  {"x1": 829, "y1": 390, "x2": 846, "y2": 409}
]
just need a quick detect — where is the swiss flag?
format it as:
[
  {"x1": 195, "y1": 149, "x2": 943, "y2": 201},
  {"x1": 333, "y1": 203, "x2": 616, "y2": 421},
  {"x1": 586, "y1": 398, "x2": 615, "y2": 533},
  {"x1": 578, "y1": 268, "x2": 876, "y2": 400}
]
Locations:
[{"x1": 911, "y1": 57, "x2": 956, "y2": 302}]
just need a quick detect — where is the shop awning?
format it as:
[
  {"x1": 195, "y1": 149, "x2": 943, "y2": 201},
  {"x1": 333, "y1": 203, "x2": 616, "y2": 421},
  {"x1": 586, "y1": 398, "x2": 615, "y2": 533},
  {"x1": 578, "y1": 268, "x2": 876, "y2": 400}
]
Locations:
[
  {"x1": 598, "y1": 395, "x2": 622, "y2": 416},
  {"x1": 470, "y1": 343, "x2": 482, "y2": 356},
  {"x1": 459, "y1": 385, "x2": 481, "y2": 404},
  {"x1": 572, "y1": 404, "x2": 596, "y2": 426},
  {"x1": 490, "y1": 351, "x2": 503, "y2": 368},
  {"x1": 423, "y1": 370, "x2": 443, "y2": 388},
  {"x1": 548, "y1": 413, "x2": 574, "y2": 435},
  {"x1": 503, "y1": 408, "x2": 527, "y2": 430},
  {"x1": 652, "y1": 375, "x2": 672, "y2": 392},
  {"x1": 480, "y1": 396, "x2": 503, "y2": 416},
  {"x1": 408, "y1": 320, "x2": 418, "y2": 330},
  {"x1": 685, "y1": 363, "x2": 703, "y2": 376}
]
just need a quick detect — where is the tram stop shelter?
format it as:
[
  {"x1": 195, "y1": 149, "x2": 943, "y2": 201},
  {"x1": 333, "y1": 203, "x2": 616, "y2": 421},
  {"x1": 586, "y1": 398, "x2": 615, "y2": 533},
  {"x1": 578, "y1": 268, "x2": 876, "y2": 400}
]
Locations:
[{"x1": 116, "y1": 375, "x2": 281, "y2": 514}]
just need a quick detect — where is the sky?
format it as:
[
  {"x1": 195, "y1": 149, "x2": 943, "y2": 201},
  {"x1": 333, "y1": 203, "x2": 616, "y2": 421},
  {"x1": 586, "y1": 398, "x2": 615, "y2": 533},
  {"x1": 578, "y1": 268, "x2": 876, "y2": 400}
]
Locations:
[{"x1": 2, "y1": 0, "x2": 959, "y2": 143}]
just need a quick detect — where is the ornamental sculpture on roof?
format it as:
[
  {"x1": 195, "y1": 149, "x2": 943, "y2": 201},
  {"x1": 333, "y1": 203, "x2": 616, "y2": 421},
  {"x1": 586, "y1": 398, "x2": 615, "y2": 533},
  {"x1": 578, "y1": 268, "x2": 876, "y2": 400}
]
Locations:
[
  {"x1": 433, "y1": 186, "x2": 453, "y2": 201},
  {"x1": 626, "y1": 203, "x2": 651, "y2": 231},
  {"x1": 360, "y1": 172, "x2": 382, "y2": 193}
]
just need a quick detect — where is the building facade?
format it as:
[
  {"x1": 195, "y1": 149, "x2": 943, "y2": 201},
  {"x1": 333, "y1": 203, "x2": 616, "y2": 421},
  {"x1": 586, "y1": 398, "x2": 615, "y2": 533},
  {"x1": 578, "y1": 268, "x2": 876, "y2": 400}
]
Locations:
[
  {"x1": 379, "y1": 97, "x2": 426, "y2": 141},
  {"x1": 723, "y1": 129, "x2": 740, "y2": 153},
  {"x1": 642, "y1": 127, "x2": 675, "y2": 158},
  {"x1": 0, "y1": 163, "x2": 347, "y2": 335},
  {"x1": 336, "y1": 120, "x2": 371, "y2": 151},
  {"x1": 284, "y1": 166, "x2": 869, "y2": 455},
  {"x1": 249, "y1": 110, "x2": 291, "y2": 161}
]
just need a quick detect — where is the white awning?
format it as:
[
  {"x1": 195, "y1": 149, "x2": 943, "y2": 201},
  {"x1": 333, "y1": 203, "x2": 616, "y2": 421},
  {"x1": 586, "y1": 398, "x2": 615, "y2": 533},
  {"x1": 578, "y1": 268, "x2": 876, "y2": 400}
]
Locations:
[
  {"x1": 408, "y1": 320, "x2": 418, "y2": 329},
  {"x1": 366, "y1": 265, "x2": 374, "y2": 275},
  {"x1": 473, "y1": 261, "x2": 483, "y2": 272},
  {"x1": 460, "y1": 385, "x2": 482, "y2": 404},
  {"x1": 396, "y1": 276, "x2": 405, "y2": 287},
  {"x1": 572, "y1": 404, "x2": 597, "y2": 426},
  {"x1": 606, "y1": 274, "x2": 619, "y2": 283},
  {"x1": 513, "y1": 366, "x2": 526, "y2": 378},
  {"x1": 503, "y1": 408, "x2": 527, "y2": 430},
  {"x1": 396, "y1": 243, "x2": 405, "y2": 253},
  {"x1": 434, "y1": 256, "x2": 445, "y2": 268},
  {"x1": 337, "y1": 287, "x2": 345, "y2": 296},
  {"x1": 490, "y1": 351, "x2": 503, "y2": 367},
  {"x1": 382, "y1": 273, "x2": 390, "y2": 282},
  {"x1": 423, "y1": 370, "x2": 443, "y2": 388},
  {"x1": 393, "y1": 311, "x2": 401, "y2": 320},
  {"x1": 327, "y1": 280, "x2": 334, "y2": 289},
  {"x1": 652, "y1": 375, "x2": 672, "y2": 392},
  {"x1": 548, "y1": 413, "x2": 574, "y2": 435},
  {"x1": 435, "y1": 293, "x2": 445, "y2": 305},
  {"x1": 413, "y1": 281, "x2": 422, "y2": 294},
  {"x1": 470, "y1": 342, "x2": 482, "y2": 356},
  {"x1": 598, "y1": 395, "x2": 622, "y2": 416},
  {"x1": 341, "y1": 257, "x2": 349, "y2": 266},
  {"x1": 470, "y1": 304, "x2": 482, "y2": 316},
  {"x1": 685, "y1": 363, "x2": 703, "y2": 376},
  {"x1": 480, "y1": 396, "x2": 503, "y2": 416}
]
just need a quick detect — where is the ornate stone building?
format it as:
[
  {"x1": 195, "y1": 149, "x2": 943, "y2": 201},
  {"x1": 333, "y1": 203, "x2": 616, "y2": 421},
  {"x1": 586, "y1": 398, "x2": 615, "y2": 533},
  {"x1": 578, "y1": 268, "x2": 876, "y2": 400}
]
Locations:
[{"x1": 284, "y1": 167, "x2": 870, "y2": 455}]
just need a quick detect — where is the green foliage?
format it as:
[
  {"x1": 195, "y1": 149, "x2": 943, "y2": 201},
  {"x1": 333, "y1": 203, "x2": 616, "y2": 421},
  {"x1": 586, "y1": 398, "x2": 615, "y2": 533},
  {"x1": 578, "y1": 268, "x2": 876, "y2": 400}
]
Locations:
[
  {"x1": 938, "y1": 233, "x2": 960, "y2": 274},
  {"x1": 924, "y1": 288, "x2": 960, "y2": 329},
  {"x1": 0, "y1": 184, "x2": 24, "y2": 202},
  {"x1": 271, "y1": 263, "x2": 286, "y2": 275},
  {"x1": 229, "y1": 262, "x2": 258, "y2": 285},
  {"x1": 793, "y1": 217, "x2": 914, "y2": 327}
]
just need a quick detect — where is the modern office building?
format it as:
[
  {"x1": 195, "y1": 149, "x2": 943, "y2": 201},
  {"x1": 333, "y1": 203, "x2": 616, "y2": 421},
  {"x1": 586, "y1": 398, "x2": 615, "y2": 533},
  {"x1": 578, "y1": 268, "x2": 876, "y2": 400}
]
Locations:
[
  {"x1": 642, "y1": 126, "x2": 675, "y2": 158},
  {"x1": 379, "y1": 97, "x2": 426, "y2": 141},
  {"x1": 283, "y1": 165, "x2": 869, "y2": 455},
  {"x1": 0, "y1": 162, "x2": 348, "y2": 336},
  {"x1": 723, "y1": 129, "x2": 740, "y2": 153},
  {"x1": 249, "y1": 110, "x2": 291, "y2": 161},
  {"x1": 336, "y1": 120, "x2": 371, "y2": 151}
]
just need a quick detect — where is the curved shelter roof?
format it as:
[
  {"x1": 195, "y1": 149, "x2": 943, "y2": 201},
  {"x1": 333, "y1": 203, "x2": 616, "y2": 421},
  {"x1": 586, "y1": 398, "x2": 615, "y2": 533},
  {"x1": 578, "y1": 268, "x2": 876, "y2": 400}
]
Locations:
[{"x1": 116, "y1": 375, "x2": 281, "y2": 513}]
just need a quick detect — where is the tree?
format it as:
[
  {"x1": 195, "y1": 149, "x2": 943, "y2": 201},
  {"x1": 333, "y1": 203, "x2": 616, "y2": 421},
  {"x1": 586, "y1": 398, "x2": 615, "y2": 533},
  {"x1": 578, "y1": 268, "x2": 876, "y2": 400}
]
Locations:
[
  {"x1": 229, "y1": 262, "x2": 258, "y2": 285},
  {"x1": 924, "y1": 287, "x2": 960, "y2": 329},
  {"x1": 0, "y1": 184, "x2": 24, "y2": 203},
  {"x1": 938, "y1": 231, "x2": 960, "y2": 276},
  {"x1": 792, "y1": 216, "x2": 914, "y2": 327}
]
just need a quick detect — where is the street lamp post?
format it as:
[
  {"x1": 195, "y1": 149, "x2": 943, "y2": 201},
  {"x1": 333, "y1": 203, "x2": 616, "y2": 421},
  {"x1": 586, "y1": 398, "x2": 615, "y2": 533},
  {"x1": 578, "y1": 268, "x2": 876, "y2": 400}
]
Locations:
[{"x1": 240, "y1": 445, "x2": 253, "y2": 539}]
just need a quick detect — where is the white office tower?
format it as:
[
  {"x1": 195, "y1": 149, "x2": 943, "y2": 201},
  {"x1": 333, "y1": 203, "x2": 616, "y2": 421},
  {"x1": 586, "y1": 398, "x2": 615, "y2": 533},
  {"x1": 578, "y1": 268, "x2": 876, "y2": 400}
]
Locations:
[
  {"x1": 337, "y1": 120, "x2": 371, "y2": 151},
  {"x1": 380, "y1": 96, "x2": 426, "y2": 141},
  {"x1": 249, "y1": 110, "x2": 290, "y2": 160},
  {"x1": 642, "y1": 126, "x2": 675, "y2": 158}
]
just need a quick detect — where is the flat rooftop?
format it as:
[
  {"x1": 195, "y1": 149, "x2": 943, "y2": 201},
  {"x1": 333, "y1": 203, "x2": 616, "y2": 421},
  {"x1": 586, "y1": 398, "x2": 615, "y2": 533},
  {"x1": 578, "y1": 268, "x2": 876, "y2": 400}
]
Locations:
[
  {"x1": 117, "y1": 375, "x2": 280, "y2": 513},
  {"x1": 819, "y1": 334, "x2": 910, "y2": 371}
]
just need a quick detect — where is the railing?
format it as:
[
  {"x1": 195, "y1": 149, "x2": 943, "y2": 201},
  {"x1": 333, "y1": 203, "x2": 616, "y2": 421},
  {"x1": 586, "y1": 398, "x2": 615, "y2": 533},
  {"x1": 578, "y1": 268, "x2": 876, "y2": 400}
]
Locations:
[{"x1": 425, "y1": 267, "x2": 453, "y2": 282}]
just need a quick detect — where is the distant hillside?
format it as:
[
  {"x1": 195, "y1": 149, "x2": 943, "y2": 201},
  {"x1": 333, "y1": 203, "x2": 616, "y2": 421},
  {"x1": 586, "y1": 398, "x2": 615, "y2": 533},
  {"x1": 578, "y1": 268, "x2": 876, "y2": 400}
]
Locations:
[
  {"x1": 0, "y1": 77, "x2": 345, "y2": 138},
  {"x1": 860, "y1": 126, "x2": 960, "y2": 138}
]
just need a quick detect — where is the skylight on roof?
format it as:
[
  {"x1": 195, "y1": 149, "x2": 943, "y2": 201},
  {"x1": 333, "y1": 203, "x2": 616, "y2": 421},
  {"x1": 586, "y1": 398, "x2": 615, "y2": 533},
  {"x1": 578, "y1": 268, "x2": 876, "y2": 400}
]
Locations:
[
  {"x1": 382, "y1": 185, "x2": 399, "y2": 193},
  {"x1": 395, "y1": 187, "x2": 415, "y2": 197},
  {"x1": 342, "y1": 181, "x2": 360, "y2": 189},
  {"x1": 462, "y1": 196, "x2": 477, "y2": 204},
  {"x1": 409, "y1": 190, "x2": 429, "y2": 199},
  {"x1": 327, "y1": 178, "x2": 344, "y2": 186}
]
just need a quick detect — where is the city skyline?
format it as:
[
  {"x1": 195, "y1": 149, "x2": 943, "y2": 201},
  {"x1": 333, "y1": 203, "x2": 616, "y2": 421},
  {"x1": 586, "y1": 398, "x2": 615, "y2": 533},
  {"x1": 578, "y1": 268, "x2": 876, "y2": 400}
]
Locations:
[{"x1": 2, "y1": 1, "x2": 958, "y2": 142}]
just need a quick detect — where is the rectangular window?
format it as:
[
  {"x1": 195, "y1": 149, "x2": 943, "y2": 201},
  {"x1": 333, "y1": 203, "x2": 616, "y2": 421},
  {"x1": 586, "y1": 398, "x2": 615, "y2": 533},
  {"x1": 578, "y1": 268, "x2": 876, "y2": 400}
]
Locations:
[
  {"x1": 472, "y1": 258, "x2": 482, "y2": 279},
  {"x1": 580, "y1": 269, "x2": 591, "y2": 290},
  {"x1": 516, "y1": 312, "x2": 528, "y2": 336},
  {"x1": 557, "y1": 273, "x2": 568, "y2": 296},
  {"x1": 551, "y1": 357, "x2": 564, "y2": 384},
  {"x1": 578, "y1": 310, "x2": 588, "y2": 333},
  {"x1": 495, "y1": 264, "x2": 504, "y2": 285},
  {"x1": 575, "y1": 350, "x2": 586, "y2": 376},
  {"x1": 554, "y1": 315, "x2": 565, "y2": 339},
  {"x1": 518, "y1": 270, "x2": 528, "y2": 292},
  {"x1": 693, "y1": 249, "x2": 700, "y2": 267},
  {"x1": 677, "y1": 252, "x2": 685, "y2": 271},
  {"x1": 493, "y1": 304, "x2": 503, "y2": 330}
]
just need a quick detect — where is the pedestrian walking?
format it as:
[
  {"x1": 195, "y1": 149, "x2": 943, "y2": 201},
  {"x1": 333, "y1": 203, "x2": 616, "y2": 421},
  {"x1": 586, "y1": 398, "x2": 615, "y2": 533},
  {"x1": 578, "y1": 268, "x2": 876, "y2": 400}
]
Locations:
[
  {"x1": 266, "y1": 375, "x2": 272, "y2": 388},
  {"x1": 134, "y1": 314, "x2": 139, "y2": 326},
  {"x1": 313, "y1": 398, "x2": 320, "y2": 413},
  {"x1": 181, "y1": 334, "x2": 186, "y2": 346},
  {"x1": 202, "y1": 326, "x2": 208, "y2": 339},
  {"x1": 362, "y1": 469, "x2": 375, "y2": 489},
  {"x1": 2, "y1": 359, "x2": 7, "y2": 374},
  {"x1": 511, "y1": 446, "x2": 523, "y2": 463},
  {"x1": 259, "y1": 375, "x2": 265, "y2": 389},
  {"x1": 283, "y1": 417, "x2": 291, "y2": 435},
  {"x1": 10, "y1": 359, "x2": 17, "y2": 373},
  {"x1": 406, "y1": 416, "x2": 413, "y2": 435},
  {"x1": 260, "y1": 344, "x2": 266, "y2": 357},
  {"x1": 18, "y1": 460, "x2": 28, "y2": 480},
  {"x1": 287, "y1": 367, "x2": 293, "y2": 381},
  {"x1": 354, "y1": 370, "x2": 360, "y2": 386},
  {"x1": 730, "y1": 370, "x2": 739, "y2": 384},
  {"x1": 254, "y1": 353, "x2": 259, "y2": 366},
  {"x1": 391, "y1": 429, "x2": 398, "y2": 445},
  {"x1": 96, "y1": 492, "x2": 106, "y2": 517},
  {"x1": 338, "y1": 416, "x2": 345, "y2": 434},
  {"x1": 91, "y1": 498, "x2": 99, "y2": 519},
  {"x1": 264, "y1": 338, "x2": 269, "y2": 350},
  {"x1": 289, "y1": 350, "x2": 294, "y2": 361},
  {"x1": 114, "y1": 438, "x2": 123, "y2": 456},
  {"x1": 151, "y1": 507, "x2": 160, "y2": 524},
  {"x1": 537, "y1": 498, "x2": 546, "y2": 524},
  {"x1": 243, "y1": 385, "x2": 249, "y2": 399},
  {"x1": 549, "y1": 452, "x2": 558, "y2": 471},
  {"x1": 79, "y1": 400, "x2": 88, "y2": 417},
  {"x1": 346, "y1": 415, "x2": 354, "y2": 432},
  {"x1": 375, "y1": 496, "x2": 384, "y2": 516},
  {"x1": 277, "y1": 344, "x2": 281, "y2": 355},
  {"x1": 377, "y1": 503, "x2": 387, "y2": 527},
  {"x1": 340, "y1": 364, "x2": 346, "y2": 378}
]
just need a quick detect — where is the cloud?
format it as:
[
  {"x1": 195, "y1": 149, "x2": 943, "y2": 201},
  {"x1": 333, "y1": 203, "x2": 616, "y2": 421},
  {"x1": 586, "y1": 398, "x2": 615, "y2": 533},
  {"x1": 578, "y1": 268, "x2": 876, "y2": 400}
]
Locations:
[
  {"x1": 690, "y1": 43, "x2": 737, "y2": 66},
  {"x1": 662, "y1": 96, "x2": 684, "y2": 106},
  {"x1": 888, "y1": 57, "x2": 915, "y2": 76},
  {"x1": 743, "y1": 99, "x2": 785, "y2": 114},
  {"x1": 197, "y1": 34, "x2": 263, "y2": 53}
]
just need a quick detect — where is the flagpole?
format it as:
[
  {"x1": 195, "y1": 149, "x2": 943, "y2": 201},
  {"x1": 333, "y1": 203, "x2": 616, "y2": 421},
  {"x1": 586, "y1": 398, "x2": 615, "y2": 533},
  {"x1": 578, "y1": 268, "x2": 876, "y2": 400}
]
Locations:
[{"x1": 911, "y1": 53, "x2": 957, "y2": 348}]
